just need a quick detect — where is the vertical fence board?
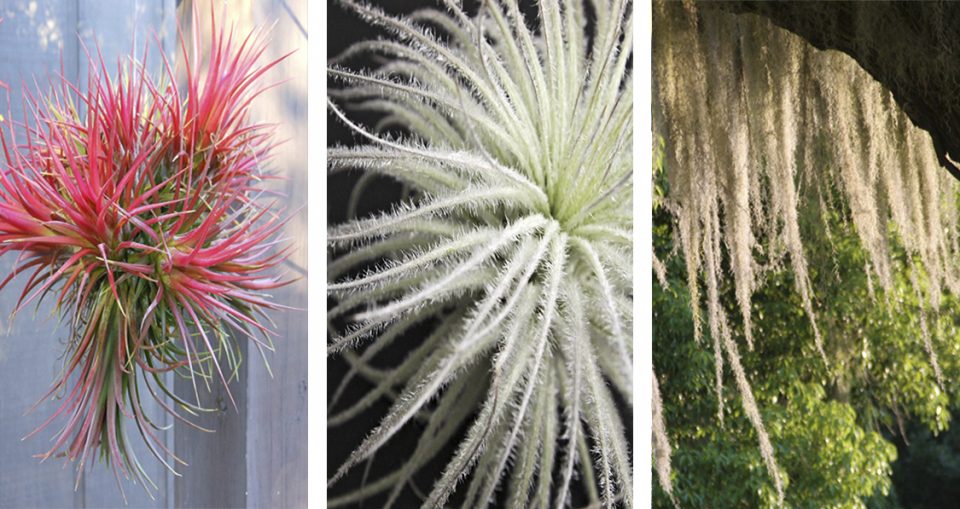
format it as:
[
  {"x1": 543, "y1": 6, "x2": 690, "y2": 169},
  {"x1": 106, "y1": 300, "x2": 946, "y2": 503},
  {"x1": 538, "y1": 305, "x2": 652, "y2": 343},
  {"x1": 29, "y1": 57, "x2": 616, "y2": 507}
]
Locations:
[
  {"x1": 170, "y1": 4, "x2": 250, "y2": 507},
  {"x1": 0, "y1": 1, "x2": 176, "y2": 507},
  {"x1": 0, "y1": 2, "x2": 86, "y2": 507},
  {"x1": 172, "y1": 1, "x2": 308, "y2": 508},
  {"x1": 73, "y1": 2, "x2": 176, "y2": 505},
  {"x1": 173, "y1": 354, "x2": 249, "y2": 509}
]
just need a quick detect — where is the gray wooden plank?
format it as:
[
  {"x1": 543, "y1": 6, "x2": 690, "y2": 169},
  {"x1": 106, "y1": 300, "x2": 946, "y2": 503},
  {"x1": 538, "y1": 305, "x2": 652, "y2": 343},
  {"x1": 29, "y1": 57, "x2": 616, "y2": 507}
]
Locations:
[
  {"x1": 173, "y1": 360, "x2": 249, "y2": 509},
  {"x1": 0, "y1": 1, "x2": 83, "y2": 507},
  {"x1": 172, "y1": 3, "x2": 252, "y2": 507},
  {"x1": 0, "y1": 271, "x2": 78, "y2": 509},
  {"x1": 74, "y1": 2, "x2": 175, "y2": 507},
  {"x1": 171, "y1": 1, "x2": 308, "y2": 507},
  {"x1": 0, "y1": 1, "x2": 181, "y2": 507},
  {"x1": 244, "y1": 0, "x2": 308, "y2": 507},
  {"x1": 76, "y1": 0, "x2": 175, "y2": 76}
]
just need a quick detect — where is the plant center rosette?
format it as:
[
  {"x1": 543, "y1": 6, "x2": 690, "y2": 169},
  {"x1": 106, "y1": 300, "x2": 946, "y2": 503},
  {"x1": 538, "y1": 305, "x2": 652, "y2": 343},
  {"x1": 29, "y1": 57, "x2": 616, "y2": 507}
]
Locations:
[
  {"x1": 0, "y1": 11, "x2": 291, "y2": 493},
  {"x1": 326, "y1": 1, "x2": 632, "y2": 507}
]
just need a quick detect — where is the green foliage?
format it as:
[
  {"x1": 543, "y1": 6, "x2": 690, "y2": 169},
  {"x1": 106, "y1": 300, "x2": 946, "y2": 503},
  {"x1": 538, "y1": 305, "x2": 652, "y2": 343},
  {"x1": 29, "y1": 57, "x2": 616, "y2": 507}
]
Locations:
[
  {"x1": 653, "y1": 245, "x2": 895, "y2": 508},
  {"x1": 653, "y1": 146, "x2": 960, "y2": 507}
]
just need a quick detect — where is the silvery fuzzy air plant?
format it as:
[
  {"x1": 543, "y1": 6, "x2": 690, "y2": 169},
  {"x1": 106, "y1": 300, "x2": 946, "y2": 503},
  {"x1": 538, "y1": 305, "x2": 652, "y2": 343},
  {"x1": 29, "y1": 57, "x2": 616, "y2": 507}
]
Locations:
[
  {"x1": 327, "y1": 0, "x2": 633, "y2": 508},
  {"x1": 0, "y1": 10, "x2": 290, "y2": 495}
]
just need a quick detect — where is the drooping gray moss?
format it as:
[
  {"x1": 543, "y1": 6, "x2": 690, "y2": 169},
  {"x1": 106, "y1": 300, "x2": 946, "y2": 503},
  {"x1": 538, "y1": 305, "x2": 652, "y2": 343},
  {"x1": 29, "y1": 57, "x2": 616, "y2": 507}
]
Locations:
[{"x1": 654, "y1": 0, "x2": 960, "y2": 502}]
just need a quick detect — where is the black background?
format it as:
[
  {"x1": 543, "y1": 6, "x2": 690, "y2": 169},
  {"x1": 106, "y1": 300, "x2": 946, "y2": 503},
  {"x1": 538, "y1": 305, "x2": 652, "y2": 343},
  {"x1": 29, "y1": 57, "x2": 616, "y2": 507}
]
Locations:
[
  {"x1": 326, "y1": 2, "x2": 628, "y2": 507},
  {"x1": 327, "y1": 4, "x2": 483, "y2": 506}
]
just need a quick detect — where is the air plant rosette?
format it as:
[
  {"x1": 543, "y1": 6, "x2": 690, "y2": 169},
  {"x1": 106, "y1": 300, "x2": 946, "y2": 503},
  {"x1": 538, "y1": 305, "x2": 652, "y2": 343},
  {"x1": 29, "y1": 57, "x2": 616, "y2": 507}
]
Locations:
[
  {"x1": 327, "y1": 0, "x2": 633, "y2": 507},
  {"x1": 0, "y1": 10, "x2": 292, "y2": 494}
]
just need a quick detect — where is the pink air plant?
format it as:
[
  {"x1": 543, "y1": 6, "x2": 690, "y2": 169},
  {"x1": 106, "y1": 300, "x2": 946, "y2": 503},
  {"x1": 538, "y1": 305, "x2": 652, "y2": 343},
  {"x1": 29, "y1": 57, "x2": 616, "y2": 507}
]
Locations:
[{"x1": 0, "y1": 9, "x2": 292, "y2": 495}]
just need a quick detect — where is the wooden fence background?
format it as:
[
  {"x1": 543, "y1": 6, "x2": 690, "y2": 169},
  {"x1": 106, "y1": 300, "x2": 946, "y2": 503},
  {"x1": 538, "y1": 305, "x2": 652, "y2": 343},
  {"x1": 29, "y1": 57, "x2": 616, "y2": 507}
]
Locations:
[{"x1": 0, "y1": 1, "x2": 307, "y2": 507}]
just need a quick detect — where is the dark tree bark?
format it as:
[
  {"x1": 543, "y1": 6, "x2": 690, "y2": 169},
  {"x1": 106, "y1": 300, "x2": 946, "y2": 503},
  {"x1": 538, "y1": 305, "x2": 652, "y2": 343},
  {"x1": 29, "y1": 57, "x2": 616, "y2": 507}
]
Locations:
[{"x1": 706, "y1": 1, "x2": 960, "y2": 181}]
